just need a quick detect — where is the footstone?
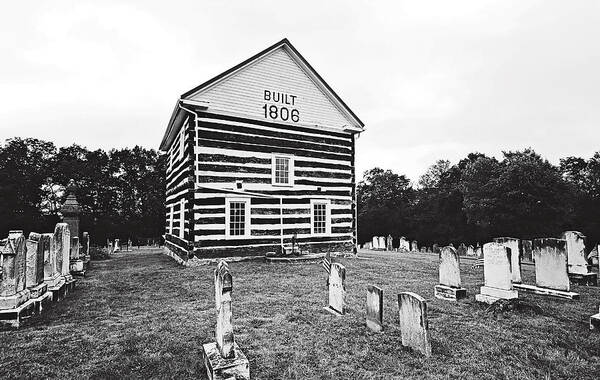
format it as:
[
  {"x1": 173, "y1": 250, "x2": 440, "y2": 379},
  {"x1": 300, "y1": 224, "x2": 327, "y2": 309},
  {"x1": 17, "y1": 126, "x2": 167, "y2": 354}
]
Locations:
[
  {"x1": 366, "y1": 285, "x2": 383, "y2": 332},
  {"x1": 475, "y1": 242, "x2": 518, "y2": 304},
  {"x1": 397, "y1": 292, "x2": 431, "y2": 357},
  {"x1": 325, "y1": 262, "x2": 346, "y2": 315},
  {"x1": 434, "y1": 246, "x2": 467, "y2": 301},
  {"x1": 202, "y1": 342, "x2": 249, "y2": 380},
  {"x1": 494, "y1": 237, "x2": 522, "y2": 284},
  {"x1": 591, "y1": 306, "x2": 600, "y2": 331},
  {"x1": 562, "y1": 231, "x2": 597, "y2": 285}
]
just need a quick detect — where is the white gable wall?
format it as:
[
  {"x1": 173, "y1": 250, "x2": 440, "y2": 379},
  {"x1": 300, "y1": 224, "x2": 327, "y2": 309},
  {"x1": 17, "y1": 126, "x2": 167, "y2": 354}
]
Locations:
[{"x1": 189, "y1": 47, "x2": 353, "y2": 130}]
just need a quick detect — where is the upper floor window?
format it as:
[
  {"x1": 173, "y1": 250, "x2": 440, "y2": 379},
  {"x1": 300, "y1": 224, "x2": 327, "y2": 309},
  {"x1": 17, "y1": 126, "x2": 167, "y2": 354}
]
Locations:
[{"x1": 272, "y1": 154, "x2": 294, "y2": 186}]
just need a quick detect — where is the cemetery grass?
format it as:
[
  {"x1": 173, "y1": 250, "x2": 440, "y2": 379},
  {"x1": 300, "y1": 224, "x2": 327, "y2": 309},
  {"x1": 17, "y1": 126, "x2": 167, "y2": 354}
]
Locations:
[{"x1": 1, "y1": 249, "x2": 599, "y2": 379}]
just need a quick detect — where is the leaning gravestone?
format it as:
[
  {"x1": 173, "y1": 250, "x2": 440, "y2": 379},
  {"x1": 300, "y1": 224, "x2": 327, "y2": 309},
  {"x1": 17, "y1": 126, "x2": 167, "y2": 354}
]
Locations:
[
  {"x1": 475, "y1": 242, "x2": 518, "y2": 304},
  {"x1": 493, "y1": 237, "x2": 522, "y2": 284},
  {"x1": 434, "y1": 247, "x2": 467, "y2": 301},
  {"x1": 386, "y1": 235, "x2": 393, "y2": 251},
  {"x1": 513, "y1": 238, "x2": 579, "y2": 299},
  {"x1": 562, "y1": 231, "x2": 597, "y2": 285},
  {"x1": 397, "y1": 292, "x2": 431, "y2": 357},
  {"x1": 324, "y1": 263, "x2": 346, "y2": 316},
  {"x1": 202, "y1": 261, "x2": 249, "y2": 380},
  {"x1": 366, "y1": 285, "x2": 383, "y2": 332}
]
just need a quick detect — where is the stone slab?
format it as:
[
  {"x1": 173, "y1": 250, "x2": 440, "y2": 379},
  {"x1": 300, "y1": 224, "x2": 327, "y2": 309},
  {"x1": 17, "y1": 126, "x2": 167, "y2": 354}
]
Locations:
[
  {"x1": 328, "y1": 263, "x2": 346, "y2": 315},
  {"x1": 513, "y1": 283, "x2": 579, "y2": 300},
  {"x1": 568, "y1": 272, "x2": 598, "y2": 286},
  {"x1": 482, "y1": 243, "x2": 513, "y2": 291},
  {"x1": 27, "y1": 282, "x2": 47, "y2": 299},
  {"x1": 397, "y1": 292, "x2": 431, "y2": 357},
  {"x1": 434, "y1": 285, "x2": 467, "y2": 301},
  {"x1": 202, "y1": 341, "x2": 250, "y2": 380},
  {"x1": 366, "y1": 285, "x2": 383, "y2": 332},
  {"x1": 532, "y1": 238, "x2": 570, "y2": 291},
  {"x1": 439, "y1": 246, "x2": 462, "y2": 288},
  {"x1": 70, "y1": 259, "x2": 86, "y2": 276},
  {"x1": 0, "y1": 298, "x2": 35, "y2": 329},
  {"x1": 475, "y1": 286, "x2": 518, "y2": 304},
  {"x1": 0, "y1": 288, "x2": 31, "y2": 310}
]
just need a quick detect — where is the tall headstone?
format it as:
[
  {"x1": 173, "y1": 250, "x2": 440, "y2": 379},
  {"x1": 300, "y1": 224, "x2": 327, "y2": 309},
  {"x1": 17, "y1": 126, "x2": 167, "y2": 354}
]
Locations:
[
  {"x1": 25, "y1": 233, "x2": 48, "y2": 298},
  {"x1": 466, "y1": 245, "x2": 476, "y2": 256},
  {"x1": 475, "y1": 244, "x2": 483, "y2": 258},
  {"x1": 432, "y1": 244, "x2": 441, "y2": 254},
  {"x1": 386, "y1": 235, "x2": 393, "y2": 251},
  {"x1": 397, "y1": 292, "x2": 431, "y2": 357},
  {"x1": 434, "y1": 246, "x2": 467, "y2": 300},
  {"x1": 475, "y1": 242, "x2": 518, "y2": 304},
  {"x1": 0, "y1": 231, "x2": 30, "y2": 310},
  {"x1": 371, "y1": 236, "x2": 378, "y2": 250},
  {"x1": 202, "y1": 260, "x2": 249, "y2": 380},
  {"x1": 114, "y1": 239, "x2": 120, "y2": 253},
  {"x1": 377, "y1": 236, "x2": 386, "y2": 251},
  {"x1": 493, "y1": 237, "x2": 522, "y2": 284},
  {"x1": 366, "y1": 285, "x2": 383, "y2": 332},
  {"x1": 54, "y1": 223, "x2": 75, "y2": 293},
  {"x1": 522, "y1": 240, "x2": 533, "y2": 262},
  {"x1": 411, "y1": 240, "x2": 418, "y2": 252},
  {"x1": 562, "y1": 231, "x2": 597, "y2": 285},
  {"x1": 60, "y1": 180, "x2": 81, "y2": 260},
  {"x1": 325, "y1": 263, "x2": 346, "y2": 316},
  {"x1": 457, "y1": 243, "x2": 467, "y2": 256},
  {"x1": 399, "y1": 237, "x2": 410, "y2": 252}
]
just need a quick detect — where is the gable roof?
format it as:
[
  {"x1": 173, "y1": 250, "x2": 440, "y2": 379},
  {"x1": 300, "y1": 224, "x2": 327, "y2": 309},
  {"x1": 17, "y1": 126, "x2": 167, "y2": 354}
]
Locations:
[{"x1": 160, "y1": 38, "x2": 364, "y2": 151}]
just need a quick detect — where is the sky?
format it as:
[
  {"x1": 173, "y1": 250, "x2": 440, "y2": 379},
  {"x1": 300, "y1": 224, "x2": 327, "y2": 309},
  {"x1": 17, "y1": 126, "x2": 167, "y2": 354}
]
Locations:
[{"x1": 1, "y1": 1, "x2": 599, "y2": 182}]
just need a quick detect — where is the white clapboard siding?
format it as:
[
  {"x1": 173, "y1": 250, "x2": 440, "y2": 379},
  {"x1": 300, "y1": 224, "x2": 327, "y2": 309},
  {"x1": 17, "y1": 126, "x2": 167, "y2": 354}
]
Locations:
[{"x1": 190, "y1": 47, "x2": 353, "y2": 129}]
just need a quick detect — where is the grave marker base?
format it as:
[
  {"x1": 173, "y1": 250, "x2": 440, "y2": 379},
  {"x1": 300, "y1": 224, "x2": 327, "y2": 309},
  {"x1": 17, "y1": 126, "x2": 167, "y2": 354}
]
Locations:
[
  {"x1": 513, "y1": 283, "x2": 579, "y2": 300},
  {"x1": 0, "y1": 298, "x2": 35, "y2": 328},
  {"x1": 434, "y1": 285, "x2": 467, "y2": 301},
  {"x1": 0, "y1": 289, "x2": 31, "y2": 310},
  {"x1": 590, "y1": 313, "x2": 600, "y2": 331},
  {"x1": 568, "y1": 272, "x2": 597, "y2": 286},
  {"x1": 202, "y1": 341, "x2": 250, "y2": 380},
  {"x1": 70, "y1": 259, "x2": 86, "y2": 276},
  {"x1": 27, "y1": 283, "x2": 48, "y2": 299},
  {"x1": 31, "y1": 291, "x2": 52, "y2": 315},
  {"x1": 323, "y1": 306, "x2": 344, "y2": 316},
  {"x1": 475, "y1": 286, "x2": 518, "y2": 304}
]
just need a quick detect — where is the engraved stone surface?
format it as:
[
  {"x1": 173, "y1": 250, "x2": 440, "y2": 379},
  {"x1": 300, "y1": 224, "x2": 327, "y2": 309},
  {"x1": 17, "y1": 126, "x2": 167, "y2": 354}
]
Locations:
[
  {"x1": 328, "y1": 262, "x2": 346, "y2": 315},
  {"x1": 482, "y1": 242, "x2": 513, "y2": 291},
  {"x1": 397, "y1": 292, "x2": 431, "y2": 357},
  {"x1": 214, "y1": 260, "x2": 234, "y2": 359},
  {"x1": 54, "y1": 223, "x2": 71, "y2": 277},
  {"x1": 532, "y1": 238, "x2": 570, "y2": 291},
  {"x1": 562, "y1": 231, "x2": 591, "y2": 274},
  {"x1": 439, "y1": 246, "x2": 462, "y2": 288},
  {"x1": 494, "y1": 237, "x2": 522, "y2": 283},
  {"x1": 366, "y1": 285, "x2": 383, "y2": 332}
]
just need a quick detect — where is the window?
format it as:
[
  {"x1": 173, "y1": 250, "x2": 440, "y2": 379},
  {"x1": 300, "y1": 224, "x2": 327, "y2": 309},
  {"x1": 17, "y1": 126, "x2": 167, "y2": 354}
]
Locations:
[
  {"x1": 179, "y1": 199, "x2": 185, "y2": 239},
  {"x1": 272, "y1": 155, "x2": 294, "y2": 186},
  {"x1": 226, "y1": 198, "x2": 250, "y2": 237},
  {"x1": 311, "y1": 200, "x2": 330, "y2": 235}
]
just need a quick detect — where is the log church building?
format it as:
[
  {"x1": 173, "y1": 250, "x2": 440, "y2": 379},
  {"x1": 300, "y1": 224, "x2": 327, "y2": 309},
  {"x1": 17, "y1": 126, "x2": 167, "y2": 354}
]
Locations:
[{"x1": 159, "y1": 38, "x2": 364, "y2": 260}]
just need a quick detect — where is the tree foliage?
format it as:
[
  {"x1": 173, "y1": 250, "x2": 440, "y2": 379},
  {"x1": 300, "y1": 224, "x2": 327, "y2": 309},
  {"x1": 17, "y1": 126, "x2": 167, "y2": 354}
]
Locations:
[{"x1": 0, "y1": 138, "x2": 165, "y2": 244}]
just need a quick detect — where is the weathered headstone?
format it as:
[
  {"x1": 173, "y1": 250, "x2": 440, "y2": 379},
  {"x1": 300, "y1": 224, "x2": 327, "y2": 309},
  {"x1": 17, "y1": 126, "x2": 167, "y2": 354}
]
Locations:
[
  {"x1": 432, "y1": 244, "x2": 441, "y2": 254},
  {"x1": 513, "y1": 238, "x2": 579, "y2": 299},
  {"x1": 493, "y1": 237, "x2": 522, "y2": 284},
  {"x1": 366, "y1": 285, "x2": 383, "y2": 332},
  {"x1": 114, "y1": 238, "x2": 120, "y2": 253},
  {"x1": 324, "y1": 262, "x2": 346, "y2": 316},
  {"x1": 386, "y1": 235, "x2": 393, "y2": 251},
  {"x1": 397, "y1": 292, "x2": 431, "y2": 357},
  {"x1": 371, "y1": 236, "x2": 378, "y2": 250},
  {"x1": 562, "y1": 231, "x2": 597, "y2": 285},
  {"x1": 457, "y1": 243, "x2": 467, "y2": 256},
  {"x1": 434, "y1": 246, "x2": 467, "y2": 301},
  {"x1": 475, "y1": 242, "x2": 518, "y2": 304},
  {"x1": 411, "y1": 240, "x2": 418, "y2": 252},
  {"x1": 202, "y1": 261, "x2": 249, "y2": 380},
  {"x1": 54, "y1": 223, "x2": 75, "y2": 293},
  {"x1": 399, "y1": 237, "x2": 410, "y2": 252},
  {"x1": 42, "y1": 233, "x2": 61, "y2": 288},
  {"x1": 466, "y1": 245, "x2": 476, "y2": 256},
  {"x1": 25, "y1": 233, "x2": 48, "y2": 298},
  {"x1": 420, "y1": 247, "x2": 427, "y2": 253},
  {"x1": 0, "y1": 231, "x2": 30, "y2": 310},
  {"x1": 591, "y1": 306, "x2": 600, "y2": 331},
  {"x1": 475, "y1": 244, "x2": 483, "y2": 258}
]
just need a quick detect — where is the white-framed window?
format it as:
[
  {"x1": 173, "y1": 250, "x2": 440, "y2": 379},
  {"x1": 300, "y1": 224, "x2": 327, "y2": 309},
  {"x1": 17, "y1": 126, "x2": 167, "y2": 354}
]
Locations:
[
  {"x1": 179, "y1": 199, "x2": 185, "y2": 239},
  {"x1": 168, "y1": 205, "x2": 174, "y2": 234},
  {"x1": 225, "y1": 198, "x2": 250, "y2": 238},
  {"x1": 272, "y1": 154, "x2": 294, "y2": 186},
  {"x1": 311, "y1": 200, "x2": 330, "y2": 235}
]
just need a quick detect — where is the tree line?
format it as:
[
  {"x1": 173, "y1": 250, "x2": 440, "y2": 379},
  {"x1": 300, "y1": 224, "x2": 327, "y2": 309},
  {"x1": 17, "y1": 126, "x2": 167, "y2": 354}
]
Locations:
[
  {"x1": 357, "y1": 148, "x2": 600, "y2": 250},
  {"x1": 0, "y1": 138, "x2": 165, "y2": 245}
]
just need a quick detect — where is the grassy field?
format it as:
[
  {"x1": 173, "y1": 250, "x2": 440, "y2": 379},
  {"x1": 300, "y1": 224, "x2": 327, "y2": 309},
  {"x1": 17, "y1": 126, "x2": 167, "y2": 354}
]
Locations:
[{"x1": 1, "y1": 248, "x2": 599, "y2": 379}]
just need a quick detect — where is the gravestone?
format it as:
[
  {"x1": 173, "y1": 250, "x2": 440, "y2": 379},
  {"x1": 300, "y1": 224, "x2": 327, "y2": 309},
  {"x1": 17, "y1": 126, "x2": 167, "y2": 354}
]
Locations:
[
  {"x1": 562, "y1": 231, "x2": 597, "y2": 285},
  {"x1": 475, "y1": 242, "x2": 518, "y2": 304},
  {"x1": 202, "y1": 260, "x2": 249, "y2": 380},
  {"x1": 591, "y1": 306, "x2": 600, "y2": 331},
  {"x1": 522, "y1": 240, "x2": 533, "y2": 262},
  {"x1": 386, "y1": 235, "x2": 393, "y2": 251},
  {"x1": 0, "y1": 231, "x2": 30, "y2": 310},
  {"x1": 324, "y1": 262, "x2": 346, "y2": 316},
  {"x1": 493, "y1": 237, "x2": 522, "y2": 284},
  {"x1": 411, "y1": 240, "x2": 418, "y2": 252},
  {"x1": 25, "y1": 233, "x2": 48, "y2": 298},
  {"x1": 366, "y1": 285, "x2": 383, "y2": 332},
  {"x1": 397, "y1": 292, "x2": 431, "y2": 357},
  {"x1": 114, "y1": 239, "x2": 120, "y2": 253},
  {"x1": 457, "y1": 243, "x2": 467, "y2": 256},
  {"x1": 475, "y1": 244, "x2": 483, "y2": 258},
  {"x1": 54, "y1": 223, "x2": 75, "y2": 293},
  {"x1": 399, "y1": 237, "x2": 410, "y2": 252},
  {"x1": 81, "y1": 232, "x2": 91, "y2": 266},
  {"x1": 420, "y1": 247, "x2": 427, "y2": 253},
  {"x1": 42, "y1": 233, "x2": 61, "y2": 289},
  {"x1": 513, "y1": 238, "x2": 579, "y2": 299},
  {"x1": 432, "y1": 244, "x2": 441, "y2": 254},
  {"x1": 434, "y1": 246, "x2": 467, "y2": 301},
  {"x1": 371, "y1": 236, "x2": 378, "y2": 250},
  {"x1": 466, "y1": 245, "x2": 476, "y2": 256}
]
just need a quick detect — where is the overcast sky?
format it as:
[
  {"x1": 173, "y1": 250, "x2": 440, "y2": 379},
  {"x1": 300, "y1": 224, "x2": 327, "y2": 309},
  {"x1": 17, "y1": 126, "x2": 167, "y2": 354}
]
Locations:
[{"x1": 1, "y1": 1, "x2": 599, "y2": 182}]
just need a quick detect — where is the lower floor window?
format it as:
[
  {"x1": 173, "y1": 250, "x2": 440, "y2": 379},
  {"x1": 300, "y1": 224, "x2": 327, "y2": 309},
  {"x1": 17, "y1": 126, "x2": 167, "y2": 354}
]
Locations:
[
  {"x1": 312, "y1": 201, "x2": 329, "y2": 234},
  {"x1": 227, "y1": 198, "x2": 249, "y2": 237}
]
